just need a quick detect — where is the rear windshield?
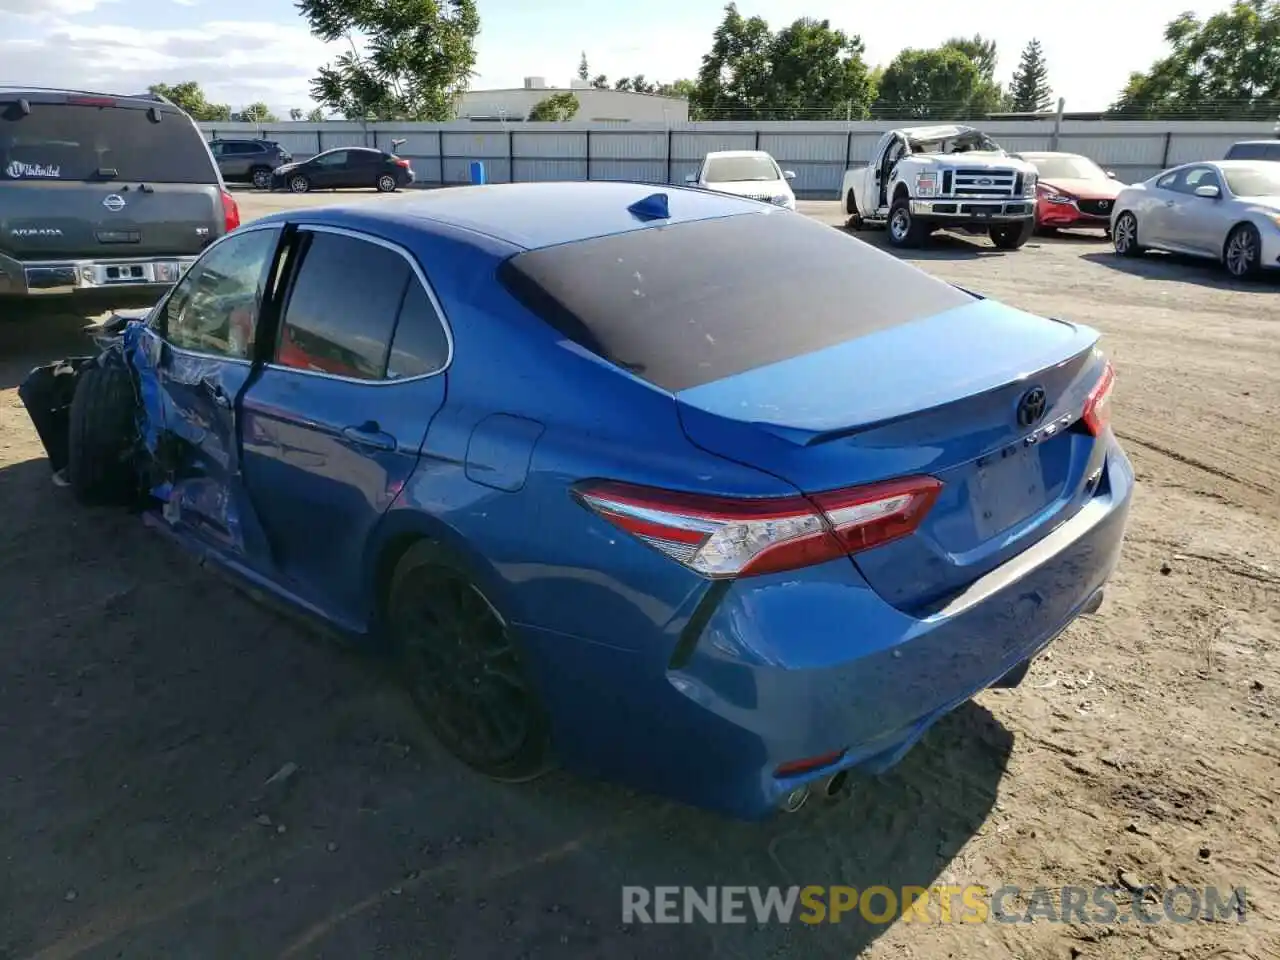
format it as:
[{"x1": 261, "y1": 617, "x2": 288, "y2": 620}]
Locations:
[
  {"x1": 498, "y1": 210, "x2": 973, "y2": 392},
  {"x1": 1, "y1": 101, "x2": 216, "y2": 183}
]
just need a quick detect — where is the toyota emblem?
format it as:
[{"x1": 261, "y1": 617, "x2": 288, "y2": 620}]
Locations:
[
  {"x1": 102, "y1": 194, "x2": 126, "y2": 212},
  {"x1": 1016, "y1": 386, "x2": 1048, "y2": 427}
]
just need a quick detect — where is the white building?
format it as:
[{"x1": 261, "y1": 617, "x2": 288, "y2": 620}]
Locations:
[{"x1": 456, "y1": 77, "x2": 689, "y2": 123}]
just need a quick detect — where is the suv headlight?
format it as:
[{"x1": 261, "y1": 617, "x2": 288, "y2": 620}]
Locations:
[
  {"x1": 1022, "y1": 174, "x2": 1037, "y2": 198},
  {"x1": 915, "y1": 173, "x2": 938, "y2": 197}
]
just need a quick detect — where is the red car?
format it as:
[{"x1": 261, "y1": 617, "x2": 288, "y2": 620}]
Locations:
[{"x1": 1014, "y1": 152, "x2": 1124, "y2": 235}]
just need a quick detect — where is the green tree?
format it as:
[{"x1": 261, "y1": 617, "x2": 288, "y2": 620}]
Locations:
[
  {"x1": 297, "y1": 0, "x2": 480, "y2": 121},
  {"x1": 942, "y1": 34, "x2": 998, "y2": 82},
  {"x1": 289, "y1": 107, "x2": 304, "y2": 120},
  {"x1": 1110, "y1": 1, "x2": 1280, "y2": 118},
  {"x1": 692, "y1": 3, "x2": 875, "y2": 120},
  {"x1": 527, "y1": 91, "x2": 579, "y2": 121},
  {"x1": 1008, "y1": 39, "x2": 1053, "y2": 112},
  {"x1": 238, "y1": 102, "x2": 278, "y2": 123},
  {"x1": 615, "y1": 75, "x2": 657, "y2": 94},
  {"x1": 656, "y1": 78, "x2": 698, "y2": 100},
  {"x1": 305, "y1": 106, "x2": 327, "y2": 121},
  {"x1": 578, "y1": 51, "x2": 590, "y2": 81},
  {"x1": 148, "y1": 81, "x2": 231, "y2": 121},
  {"x1": 873, "y1": 46, "x2": 1002, "y2": 119},
  {"x1": 590, "y1": 74, "x2": 609, "y2": 89}
]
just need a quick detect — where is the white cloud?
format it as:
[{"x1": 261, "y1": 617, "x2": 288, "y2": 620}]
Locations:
[
  {"x1": 0, "y1": 0, "x2": 107, "y2": 16},
  {"x1": 0, "y1": 18, "x2": 331, "y2": 113}
]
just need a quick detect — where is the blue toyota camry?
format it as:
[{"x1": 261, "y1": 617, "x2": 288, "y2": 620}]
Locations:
[{"x1": 21, "y1": 181, "x2": 1132, "y2": 820}]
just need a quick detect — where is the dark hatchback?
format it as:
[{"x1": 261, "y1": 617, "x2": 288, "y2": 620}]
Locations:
[
  {"x1": 271, "y1": 147, "x2": 415, "y2": 194},
  {"x1": 0, "y1": 86, "x2": 238, "y2": 300}
]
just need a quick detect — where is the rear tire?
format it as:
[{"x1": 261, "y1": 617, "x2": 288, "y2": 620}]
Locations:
[
  {"x1": 250, "y1": 166, "x2": 272, "y2": 190},
  {"x1": 388, "y1": 541, "x2": 553, "y2": 783},
  {"x1": 990, "y1": 220, "x2": 1034, "y2": 250},
  {"x1": 1112, "y1": 211, "x2": 1144, "y2": 257},
  {"x1": 886, "y1": 197, "x2": 927, "y2": 248},
  {"x1": 67, "y1": 364, "x2": 138, "y2": 506},
  {"x1": 376, "y1": 174, "x2": 398, "y2": 193}
]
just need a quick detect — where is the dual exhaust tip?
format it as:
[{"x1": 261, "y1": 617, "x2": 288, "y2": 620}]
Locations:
[{"x1": 780, "y1": 769, "x2": 851, "y2": 814}]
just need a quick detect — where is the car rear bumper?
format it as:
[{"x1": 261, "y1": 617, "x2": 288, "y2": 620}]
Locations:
[
  {"x1": 518, "y1": 435, "x2": 1134, "y2": 820},
  {"x1": 0, "y1": 252, "x2": 195, "y2": 297}
]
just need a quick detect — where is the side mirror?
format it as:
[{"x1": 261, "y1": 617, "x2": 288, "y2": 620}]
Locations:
[
  {"x1": 684, "y1": 174, "x2": 698, "y2": 184},
  {"x1": 783, "y1": 170, "x2": 796, "y2": 181},
  {"x1": 1193, "y1": 184, "x2": 1221, "y2": 199},
  {"x1": 1106, "y1": 170, "x2": 1117, "y2": 179}
]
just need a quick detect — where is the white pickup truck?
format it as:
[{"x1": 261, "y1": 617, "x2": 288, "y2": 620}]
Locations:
[{"x1": 841, "y1": 124, "x2": 1039, "y2": 250}]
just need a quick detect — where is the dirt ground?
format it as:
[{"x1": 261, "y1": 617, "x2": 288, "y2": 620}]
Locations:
[{"x1": 1, "y1": 193, "x2": 1277, "y2": 960}]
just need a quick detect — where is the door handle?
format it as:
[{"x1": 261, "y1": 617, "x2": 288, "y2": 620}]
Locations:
[
  {"x1": 1165, "y1": 200, "x2": 1176, "y2": 207},
  {"x1": 342, "y1": 421, "x2": 398, "y2": 451},
  {"x1": 200, "y1": 377, "x2": 231, "y2": 409}
]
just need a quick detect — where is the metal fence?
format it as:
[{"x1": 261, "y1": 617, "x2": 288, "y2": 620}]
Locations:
[{"x1": 199, "y1": 119, "x2": 1280, "y2": 198}]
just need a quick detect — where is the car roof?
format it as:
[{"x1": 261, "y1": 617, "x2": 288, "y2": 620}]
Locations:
[
  {"x1": 1230, "y1": 140, "x2": 1277, "y2": 146},
  {"x1": 703, "y1": 150, "x2": 774, "y2": 159},
  {"x1": 257, "y1": 180, "x2": 774, "y2": 251},
  {"x1": 0, "y1": 84, "x2": 180, "y2": 111}
]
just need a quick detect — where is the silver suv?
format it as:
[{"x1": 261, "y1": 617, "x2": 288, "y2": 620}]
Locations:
[{"x1": 210, "y1": 138, "x2": 292, "y2": 190}]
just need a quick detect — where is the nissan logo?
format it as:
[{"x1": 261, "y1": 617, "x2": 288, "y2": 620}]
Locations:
[
  {"x1": 1016, "y1": 386, "x2": 1048, "y2": 427},
  {"x1": 102, "y1": 194, "x2": 126, "y2": 212}
]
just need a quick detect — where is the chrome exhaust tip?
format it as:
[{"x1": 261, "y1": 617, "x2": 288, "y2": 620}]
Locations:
[
  {"x1": 1082, "y1": 588, "x2": 1105, "y2": 616},
  {"x1": 780, "y1": 785, "x2": 811, "y2": 813},
  {"x1": 821, "y1": 770, "x2": 851, "y2": 801}
]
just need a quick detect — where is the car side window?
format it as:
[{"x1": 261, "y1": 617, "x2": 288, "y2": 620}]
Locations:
[
  {"x1": 275, "y1": 230, "x2": 411, "y2": 380},
  {"x1": 1156, "y1": 171, "x2": 1178, "y2": 190},
  {"x1": 210, "y1": 142, "x2": 224, "y2": 157},
  {"x1": 159, "y1": 227, "x2": 282, "y2": 359},
  {"x1": 387, "y1": 277, "x2": 450, "y2": 378},
  {"x1": 1176, "y1": 166, "x2": 1221, "y2": 194},
  {"x1": 314, "y1": 151, "x2": 347, "y2": 168}
]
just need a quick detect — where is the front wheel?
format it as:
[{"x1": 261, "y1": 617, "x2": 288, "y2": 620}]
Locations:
[
  {"x1": 1224, "y1": 223, "x2": 1262, "y2": 279},
  {"x1": 886, "y1": 198, "x2": 927, "y2": 248},
  {"x1": 67, "y1": 364, "x2": 138, "y2": 506},
  {"x1": 376, "y1": 173, "x2": 398, "y2": 193},
  {"x1": 388, "y1": 541, "x2": 553, "y2": 782},
  {"x1": 289, "y1": 174, "x2": 310, "y2": 193},
  {"x1": 990, "y1": 220, "x2": 1034, "y2": 250},
  {"x1": 1112, "y1": 211, "x2": 1144, "y2": 257}
]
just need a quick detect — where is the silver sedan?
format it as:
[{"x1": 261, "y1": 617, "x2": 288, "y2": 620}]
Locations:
[{"x1": 1110, "y1": 160, "x2": 1280, "y2": 278}]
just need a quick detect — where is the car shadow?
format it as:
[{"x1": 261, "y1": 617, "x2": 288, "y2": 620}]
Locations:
[
  {"x1": 0, "y1": 452, "x2": 1014, "y2": 958},
  {"x1": 1080, "y1": 250, "x2": 1280, "y2": 291},
  {"x1": 0, "y1": 300, "x2": 108, "y2": 391},
  {"x1": 844, "y1": 224, "x2": 1024, "y2": 262}
]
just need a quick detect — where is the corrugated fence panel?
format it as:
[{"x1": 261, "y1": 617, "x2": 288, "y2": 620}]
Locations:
[
  {"x1": 443, "y1": 157, "x2": 512, "y2": 183},
  {"x1": 318, "y1": 130, "x2": 370, "y2": 150},
  {"x1": 1167, "y1": 135, "x2": 1244, "y2": 165},
  {"x1": 375, "y1": 131, "x2": 441, "y2": 157},
  {"x1": 513, "y1": 158, "x2": 588, "y2": 181},
  {"x1": 442, "y1": 131, "x2": 509, "y2": 158},
  {"x1": 670, "y1": 160, "x2": 701, "y2": 184},
  {"x1": 590, "y1": 132, "x2": 668, "y2": 160},
  {"x1": 513, "y1": 131, "x2": 587, "y2": 159},
  {"x1": 1064, "y1": 135, "x2": 1167, "y2": 167},
  {"x1": 990, "y1": 136, "x2": 1053, "y2": 152},
  {"x1": 590, "y1": 160, "x2": 668, "y2": 183},
  {"x1": 672, "y1": 132, "x2": 756, "y2": 160},
  {"x1": 759, "y1": 132, "x2": 848, "y2": 163},
  {"x1": 252, "y1": 131, "x2": 322, "y2": 157}
]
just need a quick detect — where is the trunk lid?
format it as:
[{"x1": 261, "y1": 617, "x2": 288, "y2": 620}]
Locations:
[
  {"x1": 1, "y1": 179, "x2": 221, "y2": 259},
  {"x1": 675, "y1": 297, "x2": 1106, "y2": 612}
]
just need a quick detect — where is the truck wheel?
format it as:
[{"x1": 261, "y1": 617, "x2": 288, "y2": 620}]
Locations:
[
  {"x1": 67, "y1": 364, "x2": 139, "y2": 506},
  {"x1": 845, "y1": 190, "x2": 864, "y2": 229},
  {"x1": 886, "y1": 198, "x2": 927, "y2": 248},
  {"x1": 990, "y1": 220, "x2": 1034, "y2": 251}
]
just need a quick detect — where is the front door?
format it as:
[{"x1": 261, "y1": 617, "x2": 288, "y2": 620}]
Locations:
[
  {"x1": 145, "y1": 223, "x2": 284, "y2": 565},
  {"x1": 1167, "y1": 166, "x2": 1230, "y2": 255},
  {"x1": 239, "y1": 224, "x2": 451, "y2": 628},
  {"x1": 309, "y1": 150, "x2": 349, "y2": 188}
]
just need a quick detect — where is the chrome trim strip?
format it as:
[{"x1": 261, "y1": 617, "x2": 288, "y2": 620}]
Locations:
[{"x1": 922, "y1": 496, "x2": 1112, "y2": 624}]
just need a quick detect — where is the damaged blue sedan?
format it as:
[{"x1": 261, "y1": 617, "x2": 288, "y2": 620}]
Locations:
[{"x1": 20, "y1": 182, "x2": 1132, "y2": 819}]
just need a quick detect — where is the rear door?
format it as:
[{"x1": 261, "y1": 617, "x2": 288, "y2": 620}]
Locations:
[
  {"x1": 0, "y1": 94, "x2": 224, "y2": 260},
  {"x1": 143, "y1": 223, "x2": 285, "y2": 565},
  {"x1": 239, "y1": 225, "x2": 450, "y2": 626}
]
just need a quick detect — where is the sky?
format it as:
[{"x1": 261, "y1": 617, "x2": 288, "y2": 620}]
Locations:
[{"x1": 0, "y1": 0, "x2": 1237, "y2": 116}]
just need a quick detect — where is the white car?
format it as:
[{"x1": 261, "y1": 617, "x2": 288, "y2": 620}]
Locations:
[
  {"x1": 1111, "y1": 160, "x2": 1280, "y2": 278},
  {"x1": 685, "y1": 150, "x2": 797, "y2": 210}
]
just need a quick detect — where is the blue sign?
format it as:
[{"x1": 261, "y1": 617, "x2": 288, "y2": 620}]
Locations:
[{"x1": 469, "y1": 161, "x2": 486, "y2": 185}]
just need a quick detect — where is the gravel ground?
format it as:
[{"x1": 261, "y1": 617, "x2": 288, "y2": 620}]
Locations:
[{"x1": 1, "y1": 192, "x2": 1277, "y2": 960}]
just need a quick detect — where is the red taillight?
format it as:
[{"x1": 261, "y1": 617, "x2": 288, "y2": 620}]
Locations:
[
  {"x1": 775, "y1": 749, "x2": 846, "y2": 778},
  {"x1": 573, "y1": 475, "x2": 942, "y2": 579},
  {"x1": 1083, "y1": 361, "x2": 1115, "y2": 437},
  {"x1": 220, "y1": 190, "x2": 240, "y2": 233},
  {"x1": 68, "y1": 96, "x2": 116, "y2": 107},
  {"x1": 394, "y1": 158, "x2": 411, "y2": 168}
]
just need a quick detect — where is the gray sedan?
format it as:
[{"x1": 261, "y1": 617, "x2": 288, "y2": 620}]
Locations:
[{"x1": 1110, "y1": 160, "x2": 1280, "y2": 278}]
